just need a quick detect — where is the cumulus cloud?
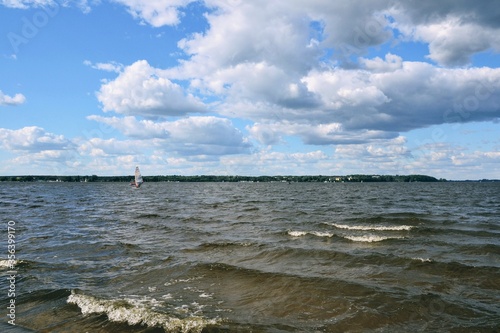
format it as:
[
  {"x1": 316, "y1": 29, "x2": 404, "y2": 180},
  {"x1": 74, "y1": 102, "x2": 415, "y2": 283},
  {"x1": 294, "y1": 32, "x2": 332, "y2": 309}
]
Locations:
[
  {"x1": 196, "y1": 61, "x2": 321, "y2": 110},
  {"x1": 223, "y1": 58, "x2": 500, "y2": 147},
  {"x1": 97, "y1": 60, "x2": 206, "y2": 117},
  {"x1": 249, "y1": 122, "x2": 397, "y2": 146},
  {"x1": 110, "y1": 0, "x2": 195, "y2": 27},
  {"x1": 88, "y1": 115, "x2": 252, "y2": 155},
  {"x1": 0, "y1": 90, "x2": 26, "y2": 106},
  {"x1": 359, "y1": 53, "x2": 403, "y2": 73},
  {"x1": 4, "y1": 0, "x2": 500, "y2": 177},
  {"x1": 303, "y1": 61, "x2": 500, "y2": 132},
  {"x1": 0, "y1": 126, "x2": 72, "y2": 151},
  {"x1": 186, "y1": 0, "x2": 393, "y2": 69},
  {"x1": 79, "y1": 137, "x2": 147, "y2": 157},
  {"x1": 417, "y1": 21, "x2": 500, "y2": 66},
  {"x1": 219, "y1": 148, "x2": 332, "y2": 176},
  {"x1": 4, "y1": 0, "x2": 500, "y2": 68},
  {"x1": 177, "y1": 1, "x2": 322, "y2": 76},
  {"x1": 387, "y1": 0, "x2": 500, "y2": 66},
  {"x1": 157, "y1": 0, "x2": 500, "y2": 148}
]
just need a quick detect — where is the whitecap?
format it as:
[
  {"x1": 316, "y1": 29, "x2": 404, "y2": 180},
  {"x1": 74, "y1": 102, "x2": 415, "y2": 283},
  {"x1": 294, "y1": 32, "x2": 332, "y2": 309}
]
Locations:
[
  {"x1": 0, "y1": 259, "x2": 19, "y2": 269},
  {"x1": 288, "y1": 231, "x2": 307, "y2": 237},
  {"x1": 330, "y1": 223, "x2": 413, "y2": 231},
  {"x1": 343, "y1": 235, "x2": 405, "y2": 243},
  {"x1": 310, "y1": 231, "x2": 334, "y2": 238},
  {"x1": 288, "y1": 230, "x2": 335, "y2": 238},
  {"x1": 67, "y1": 290, "x2": 219, "y2": 333},
  {"x1": 412, "y1": 257, "x2": 432, "y2": 263}
]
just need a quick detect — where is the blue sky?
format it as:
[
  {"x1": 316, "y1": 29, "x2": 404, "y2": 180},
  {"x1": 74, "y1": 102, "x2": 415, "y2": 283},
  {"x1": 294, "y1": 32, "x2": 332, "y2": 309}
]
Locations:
[{"x1": 0, "y1": 0, "x2": 499, "y2": 179}]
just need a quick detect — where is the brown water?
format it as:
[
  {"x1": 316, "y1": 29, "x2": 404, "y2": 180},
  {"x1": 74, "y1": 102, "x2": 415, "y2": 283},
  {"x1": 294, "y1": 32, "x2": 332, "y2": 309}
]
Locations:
[{"x1": 1, "y1": 182, "x2": 499, "y2": 332}]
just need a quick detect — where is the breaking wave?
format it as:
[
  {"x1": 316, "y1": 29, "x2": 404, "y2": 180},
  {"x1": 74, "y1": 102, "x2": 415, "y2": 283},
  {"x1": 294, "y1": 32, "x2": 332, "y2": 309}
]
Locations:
[
  {"x1": 287, "y1": 230, "x2": 334, "y2": 238},
  {"x1": 328, "y1": 223, "x2": 414, "y2": 231},
  {"x1": 67, "y1": 291, "x2": 220, "y2": 333},
  {"x1": 287, "y1": 230, "x2": 404, "y2": 242},
  {"x1": 342, "y1": 235, "x2": 406, "y2": 243}
]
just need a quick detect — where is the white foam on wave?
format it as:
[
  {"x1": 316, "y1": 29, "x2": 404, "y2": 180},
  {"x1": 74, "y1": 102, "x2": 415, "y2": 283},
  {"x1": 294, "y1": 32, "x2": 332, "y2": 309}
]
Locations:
[
  {"x1": 67, "y1": 291, "x2": 219, "y2": 333},
  {"x1": 311, "y1": 231, "x2": 334, "y2": 238},
  {"x1": 164, "y1": 276, "x2": 204, "y2": 287},
  {"x1": 412, "y1": 257, "x2": 432, "y2": 263},
  {"x1": 288, "y1": 231, "x2": 307, "y2": 237},
  {"x1": 288, "y1": 230, "x2": 334, "y2": 238},
  {"x1": 343, "y1": 235, "x2": 405, "y2": 243},
  {"x1": 330, "y1": 223, "x2": 413, "y2": 231},
  {"x1": 0, "y1": 259, "x2": 20, "y2": 269}
]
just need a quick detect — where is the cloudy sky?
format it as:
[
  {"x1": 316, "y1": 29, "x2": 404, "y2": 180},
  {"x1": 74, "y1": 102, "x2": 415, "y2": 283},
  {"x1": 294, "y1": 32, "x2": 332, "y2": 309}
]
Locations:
[{"x1": 1, "y1": 0, "x2": 499, "y2": 179}]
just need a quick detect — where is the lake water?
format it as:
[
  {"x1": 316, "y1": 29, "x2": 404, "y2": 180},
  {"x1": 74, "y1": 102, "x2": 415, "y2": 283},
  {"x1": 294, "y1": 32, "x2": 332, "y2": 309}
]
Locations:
[{"x1": 0, "y1": 182, "x2": 499, "y2": 332}]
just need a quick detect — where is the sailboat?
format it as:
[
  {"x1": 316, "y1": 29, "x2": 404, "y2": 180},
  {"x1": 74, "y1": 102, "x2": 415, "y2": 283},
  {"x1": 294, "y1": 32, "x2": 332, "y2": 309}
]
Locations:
[{"x1": 130, "y1": 166, "x2": 144, "y2": 188}]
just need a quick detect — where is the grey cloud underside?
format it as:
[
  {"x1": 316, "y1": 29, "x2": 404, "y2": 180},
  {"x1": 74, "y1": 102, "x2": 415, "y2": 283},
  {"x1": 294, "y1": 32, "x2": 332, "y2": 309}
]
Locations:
[{"x1": 395, "y1": 0, "x2": 500, "y2": 27}]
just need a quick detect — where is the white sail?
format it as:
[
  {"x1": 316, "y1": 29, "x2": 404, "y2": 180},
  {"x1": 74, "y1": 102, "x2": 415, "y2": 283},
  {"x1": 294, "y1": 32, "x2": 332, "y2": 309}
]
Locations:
[{"x1": 134, "y1": 166, "x2": 143, "y2": 187}]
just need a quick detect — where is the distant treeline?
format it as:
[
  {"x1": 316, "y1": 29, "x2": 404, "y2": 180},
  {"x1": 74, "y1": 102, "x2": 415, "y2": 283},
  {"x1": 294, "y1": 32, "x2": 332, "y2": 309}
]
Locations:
[{"x1": 0, "y1": 174, "x2": 449, "y2": 183}]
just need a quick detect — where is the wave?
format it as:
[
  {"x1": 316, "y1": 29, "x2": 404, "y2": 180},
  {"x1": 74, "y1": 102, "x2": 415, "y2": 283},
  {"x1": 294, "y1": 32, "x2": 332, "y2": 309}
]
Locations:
[
  {"x1": 287, "y1": 230, "x2": 334, "y2": 238},
  {"x1": 328, "y1": 223, "x2": 413, "y2": 231},
  {"x1": 342, "y1": 235, "x2": 406, "y2": 243},
  {"x1": 288, "y1": 231, "x2": 307, "y2": 237},
  {"x1": 0, "y1": 259, "x2": 17, "y2": 268},
  {"x1": 197, "y1": 241, "x2": 257, "y2": 249},
  {"x1": 458, "y1": 243, "x2": 500, "y2": 256},
  {"x1": 411, "y1": 257, "x2": 433, "y2": 263},
  {"x1": 288, "y1": 230, "x2": 404, "y2": 242},
  {"x1": 0, "y1": 259, "x2": 32, "y2": 269},
  {"x1": 67, "y1": 290, "x2": 220, "y2": 333}
]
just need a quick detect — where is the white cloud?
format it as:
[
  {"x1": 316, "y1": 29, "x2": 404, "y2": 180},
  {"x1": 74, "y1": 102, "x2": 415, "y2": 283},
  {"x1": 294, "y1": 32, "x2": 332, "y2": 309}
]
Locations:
[
  {"x1": 4, "y1": 0, "x2": 500, "y2": 69},
  {"x1": 87, "y1": 115, "x2": 168, "y2": 138},
  {"x1": 451, "y1": 150, "x2": 500, "y2": 167},
  {"x1": 0, "y1": 126, "x2": 80, "y2": 174},
  {"x1": 177, "y1": 1, "x2": 321, "y2": 76},
  {"x1": 359, "y1": 53, "x2": 403, "y2": 73},
  {"x1": 194, "y1": 0, "x2": 392, "y2": 68},
  {"x1": 3, "y1": 0, "x2": 500, "y2": 178},
  {"x1": 110, "y1": 0, "x2": 195, "y2": 27},
  {"x1": 0, "y1": 90, "x2": 26, "y2": 106},
  {"x1": 249, "y1": 122, "x2": 396, "y2": 146},
  {"x1": 219, "y1": 148, "x2": 332, "y2": 176},
  {"x1": 0, "y1": 126, "x2": 72, "y2": 151},
  {"x1": 159, "y1": 0, "x2": 500, "y2": 145},
  {"x1": 420, "y1": 21, "x2": 500, "y2": 66},
  {"x1": 302, "y1": 61, "x2": 500, "y2": 131},
  {"x1": 97, "y1": 60, "x2": 206, "y2": 117},
  {"x1": 0, "y1": 0, "x2": 55, "y2": 9},
  {"x1": 88, "y1": 115, "x2": 252, "y2": 156},
  {"x1": 387, "y1": 3, "x2": 500, "y2": 66},
  {"x1": 78, "y1": 137, "x2": 146, "y2": 157},
  {"x1": 84, "y1": 60, "x2": 123, "y2": 73},
  {"x1": 197, "y1": 61, "x2": 321, "y2": 110},
  {"x1": 165, "y1": 0, "x2": 500, "y2": 160}
]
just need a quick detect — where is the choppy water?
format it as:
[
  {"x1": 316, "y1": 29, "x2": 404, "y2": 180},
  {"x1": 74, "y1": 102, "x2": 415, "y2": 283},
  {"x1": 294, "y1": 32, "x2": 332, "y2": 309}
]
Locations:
[{"x1": 0, "y1": 181, "x2": 499, "y2": 332}]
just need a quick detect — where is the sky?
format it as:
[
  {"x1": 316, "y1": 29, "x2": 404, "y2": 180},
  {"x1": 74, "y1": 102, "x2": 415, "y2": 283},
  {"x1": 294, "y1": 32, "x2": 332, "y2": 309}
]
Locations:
[{"x1": 0, "y1": 0, "x2": 499, "y2": 179}]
